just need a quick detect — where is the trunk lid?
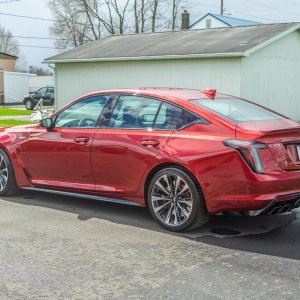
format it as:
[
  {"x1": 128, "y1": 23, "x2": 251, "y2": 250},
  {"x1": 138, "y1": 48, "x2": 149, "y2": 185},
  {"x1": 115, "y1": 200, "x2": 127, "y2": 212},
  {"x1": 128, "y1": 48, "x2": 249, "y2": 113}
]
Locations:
[{"x1": 236, "y1": 119, "x2": 300, "y2": 171}]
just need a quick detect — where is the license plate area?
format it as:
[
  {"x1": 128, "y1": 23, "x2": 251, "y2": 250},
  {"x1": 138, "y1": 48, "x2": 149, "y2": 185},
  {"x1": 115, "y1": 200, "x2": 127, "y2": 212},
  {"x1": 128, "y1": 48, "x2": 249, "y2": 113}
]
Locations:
[{"x1": 283, "y1": 142, "x2": 300, "y2": 166}]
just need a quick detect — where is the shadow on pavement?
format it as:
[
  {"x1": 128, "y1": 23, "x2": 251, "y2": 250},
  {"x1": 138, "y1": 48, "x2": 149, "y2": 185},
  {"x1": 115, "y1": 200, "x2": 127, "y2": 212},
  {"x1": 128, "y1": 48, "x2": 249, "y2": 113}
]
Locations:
[{"x1": 2, "y1": 190, "x2": 300, "y2": 260}]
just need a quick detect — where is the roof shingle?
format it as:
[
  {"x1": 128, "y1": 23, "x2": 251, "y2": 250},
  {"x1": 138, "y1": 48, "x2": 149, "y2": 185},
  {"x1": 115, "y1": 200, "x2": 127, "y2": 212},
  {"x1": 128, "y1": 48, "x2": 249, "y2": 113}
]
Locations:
[{"x1": 45, "y1": 23, "x2": 300, "y2": 63}]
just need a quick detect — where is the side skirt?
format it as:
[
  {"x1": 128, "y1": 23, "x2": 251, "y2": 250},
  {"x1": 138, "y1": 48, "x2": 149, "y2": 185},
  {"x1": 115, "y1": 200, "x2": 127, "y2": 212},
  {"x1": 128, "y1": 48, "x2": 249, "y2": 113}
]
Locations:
[{"x1": 21, "y1": 187, "x2": 141, "y2": 207}]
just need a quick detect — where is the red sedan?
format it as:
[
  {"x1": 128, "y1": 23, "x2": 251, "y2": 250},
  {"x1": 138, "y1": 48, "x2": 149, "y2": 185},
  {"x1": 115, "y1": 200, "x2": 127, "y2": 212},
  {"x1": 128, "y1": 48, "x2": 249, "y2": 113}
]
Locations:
[{"x1": 1, "y1": 88, "x2": 300, "y2": 231}]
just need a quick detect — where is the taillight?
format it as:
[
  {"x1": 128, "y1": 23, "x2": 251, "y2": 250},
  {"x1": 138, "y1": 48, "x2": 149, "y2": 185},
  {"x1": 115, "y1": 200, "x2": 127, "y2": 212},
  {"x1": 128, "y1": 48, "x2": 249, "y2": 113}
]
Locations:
[{"x1": 223, "y1": 139, "x2": 267, "y2": 174}]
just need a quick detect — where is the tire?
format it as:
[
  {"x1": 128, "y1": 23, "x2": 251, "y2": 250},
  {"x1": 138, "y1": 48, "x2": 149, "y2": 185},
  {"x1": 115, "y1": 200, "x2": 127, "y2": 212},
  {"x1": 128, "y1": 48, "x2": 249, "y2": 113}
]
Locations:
[
  {"x1": 147, "y1": 167, "x2": 210, "y2": 232},
  {"x1": 25, "y1": 99, "x2": 34, "y2": 110},
  {"x1": 0, "y1": 149, "x2": 19, "y2": 196}
]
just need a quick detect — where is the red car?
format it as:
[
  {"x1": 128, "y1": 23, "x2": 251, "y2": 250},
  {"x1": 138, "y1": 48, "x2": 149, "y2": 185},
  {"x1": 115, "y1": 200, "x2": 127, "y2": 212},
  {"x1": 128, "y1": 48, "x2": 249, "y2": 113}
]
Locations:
[{"x1": 1, "y1": 88, "x2": 300, "y2": 231}]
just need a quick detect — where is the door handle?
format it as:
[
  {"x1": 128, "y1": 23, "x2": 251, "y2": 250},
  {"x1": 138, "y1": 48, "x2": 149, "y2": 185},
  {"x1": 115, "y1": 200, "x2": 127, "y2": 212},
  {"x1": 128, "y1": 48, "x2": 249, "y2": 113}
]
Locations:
[
  {"x1": 140, "y1": 140, "x2": 160, "y2": 147},
  {"x1": 74, "y1": 137, "x2": 90, "y2": 144}
]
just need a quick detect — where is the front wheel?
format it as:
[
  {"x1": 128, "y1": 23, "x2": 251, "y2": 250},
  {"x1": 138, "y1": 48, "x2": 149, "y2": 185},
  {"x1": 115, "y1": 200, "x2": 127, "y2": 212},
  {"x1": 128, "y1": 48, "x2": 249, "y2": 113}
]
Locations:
[
  {"x1": 0, "y1": 149, "x2": 18, "y2": 196},
  {"x1": 147, "y1": 167, "x2": 210, "y2": 232},
  {"x1": 25, "y1": 99, "x2": 34, "y2": 110}
]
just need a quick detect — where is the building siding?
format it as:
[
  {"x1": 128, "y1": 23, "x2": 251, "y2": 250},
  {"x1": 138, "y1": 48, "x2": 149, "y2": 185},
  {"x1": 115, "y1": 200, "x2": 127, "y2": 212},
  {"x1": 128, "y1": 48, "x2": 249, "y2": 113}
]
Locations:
[
  {"x1": 29, "y1": 76, "x2": 54, "y2": 92},
  {"x1": 3, "y1": 72, "x2": 33, "y2": 104},
  {"x1": 55, "y1": 58, "x2": 241, "y2": 108},
  {"x1": 241, "y1": 30, "x2": 300, "y2": 120},
  {"x1": 0, "y1": 58, "x2": 16, "y2": 72}
]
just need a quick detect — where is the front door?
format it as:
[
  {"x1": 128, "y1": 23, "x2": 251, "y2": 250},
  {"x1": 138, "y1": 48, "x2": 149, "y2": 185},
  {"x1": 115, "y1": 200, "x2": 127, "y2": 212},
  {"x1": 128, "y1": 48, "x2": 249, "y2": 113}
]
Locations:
[
  {"x1": 91, "y1": 95, "x2": 183, "y2": 194},
  {"x1": 34, "y1": 87, "x2": 47, "y2": 104},
  {"x1": 26, "y1": 95, "x2": 110, "y2": 191}
]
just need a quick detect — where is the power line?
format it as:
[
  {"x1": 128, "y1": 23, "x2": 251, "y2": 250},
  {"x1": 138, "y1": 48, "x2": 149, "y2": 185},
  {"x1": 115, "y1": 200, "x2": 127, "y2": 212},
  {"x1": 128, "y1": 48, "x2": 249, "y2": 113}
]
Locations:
[
  {"x1": 285, "y1": 0, "x2": 300, "y2": 6},
  {"x1": 245, "y1": 0, "x2": 300, "y2": 18},
  {"x1": 230, "y1": 12, "x2": 278, "y2": 23},
  {"x1": 1, "y1": 43, "x2": 64, "y2": 49},
  {"x1": 0, "y1": 12, "x2": 61, "y2": 22},
  {"x1": 0, "y1": 34, "x2": 71, "y2": 41},
  {"x1": 235, "y1": 9, "x2": 300, "y2": 15},
  {"x1": 0, "y1": 0, "x2": 20, "y2": 3}
]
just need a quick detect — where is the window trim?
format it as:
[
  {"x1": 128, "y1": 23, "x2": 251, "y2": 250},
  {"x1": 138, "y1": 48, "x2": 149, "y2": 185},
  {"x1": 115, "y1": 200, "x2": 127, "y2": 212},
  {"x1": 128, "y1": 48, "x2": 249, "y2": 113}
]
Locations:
[{"x1": 102, "y1": 93, "x2": 210, "y2": 132}]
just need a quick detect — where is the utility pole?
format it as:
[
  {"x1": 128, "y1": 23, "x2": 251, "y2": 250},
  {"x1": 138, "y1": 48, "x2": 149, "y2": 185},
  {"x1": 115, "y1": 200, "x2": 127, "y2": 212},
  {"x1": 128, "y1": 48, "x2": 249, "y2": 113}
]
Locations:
[{"x1": 221, "y1": 0, "x2": 224, "y2": 15}]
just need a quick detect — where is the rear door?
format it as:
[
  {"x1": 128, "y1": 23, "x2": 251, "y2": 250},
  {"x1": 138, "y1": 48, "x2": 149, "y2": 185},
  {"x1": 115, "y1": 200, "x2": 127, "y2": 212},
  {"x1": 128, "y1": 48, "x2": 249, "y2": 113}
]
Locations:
[
  {"x1": 91, "y1": 95, "x2": 182, "y2": 194},
  {"x1": 44, "y1": 87, "x2": 54, "y2": 105}
]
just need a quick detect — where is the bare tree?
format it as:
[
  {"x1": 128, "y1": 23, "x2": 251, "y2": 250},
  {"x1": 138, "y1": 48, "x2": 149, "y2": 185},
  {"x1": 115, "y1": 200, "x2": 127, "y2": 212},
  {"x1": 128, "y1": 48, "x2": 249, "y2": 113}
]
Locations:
[
  {"x1": 134, "y1": 0, "x2": 147, "y2": 33},
  {"x1": 171, "y1": 0, "x2": 181, "y2": 30},
  {"x1": 0, "y1": 24, "x2": 20, "y2": 56},
  {"x1": 150, "y1": 0, "x2": 159, "y2": 32},
  {"x1": 0, "y1": 24, "x2": 28, "y2": 72},
  {"x1": 29, "y1": 65, "x2": 53, "y2": 76},
  {"x1": 49, "y1": 0, "x2": 193, "y2": 48},
  {"x1": 16, "y1": 53, "x2": 28, "y2": 73},
  {"x1": 49, "y1": 0, "x2": 92, "y2": 49}
]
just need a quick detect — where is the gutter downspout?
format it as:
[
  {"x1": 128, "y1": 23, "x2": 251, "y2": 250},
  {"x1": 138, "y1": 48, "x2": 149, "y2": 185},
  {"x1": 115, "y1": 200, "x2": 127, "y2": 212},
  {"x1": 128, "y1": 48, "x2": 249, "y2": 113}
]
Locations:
[{"x1": 48, "y1": 64, "x2": 57, "y2": 111}]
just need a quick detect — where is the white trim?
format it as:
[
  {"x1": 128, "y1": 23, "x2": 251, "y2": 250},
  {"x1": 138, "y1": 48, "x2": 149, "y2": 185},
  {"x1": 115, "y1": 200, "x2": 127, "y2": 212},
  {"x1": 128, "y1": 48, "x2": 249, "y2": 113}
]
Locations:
[
  {"x1": 0, "y1": 70, "x2": 36, "y2": 77},
  {"x1": 244, "y1": 24, "x2": 300, "y2": 56},
  {"x1": 43, "y1": 52, "x2": 245, "y2": 64}
]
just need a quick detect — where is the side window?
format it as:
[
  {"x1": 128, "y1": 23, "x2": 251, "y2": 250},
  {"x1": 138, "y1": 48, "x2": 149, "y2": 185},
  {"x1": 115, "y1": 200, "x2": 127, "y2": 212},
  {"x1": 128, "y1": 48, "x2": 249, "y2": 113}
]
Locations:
[
  {"x1": 47, "y1": 87, "x2": 54, "y2": 94},
  {"x1": 154, "y1": 103, "x2": 209, "y2": 130},
  {"x1": 108, "y1": 95, "x2": 161, "y2": 129},
  {"x1": 177, "y1": 110, "x2": 208, "y2": 129},
  {"x1": 36, "y1": 87, "x2": 47, "y2": 95},
  {"x1": 54, "y1": 95, "x2": 109, "y2": 128},
  {"x1": 154, "y1": 103, "x2": 182, "y2": 130}
]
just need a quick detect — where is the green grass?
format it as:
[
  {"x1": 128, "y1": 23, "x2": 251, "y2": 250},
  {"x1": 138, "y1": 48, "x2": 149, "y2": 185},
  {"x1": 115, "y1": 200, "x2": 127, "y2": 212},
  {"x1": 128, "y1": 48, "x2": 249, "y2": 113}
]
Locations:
[
  {"x1": 0, "y1": 108, "x2": 32, "y2": 116},
  {"x1": 0, "y1": 120, "x2": 35, "y2": 128}
]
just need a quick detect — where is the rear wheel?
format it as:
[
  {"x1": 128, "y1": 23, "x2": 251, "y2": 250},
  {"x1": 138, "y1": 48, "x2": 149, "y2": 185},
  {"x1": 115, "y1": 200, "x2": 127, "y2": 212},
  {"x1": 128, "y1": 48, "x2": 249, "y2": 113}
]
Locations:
[
  {"x1": 147, "y1": 167, "x2": 210, "y2": 232},
  {"x1": 25, "y1": 99, "x2": 34, "y2": 110},
  {"x1": 0, "y1": 149, "x2": 18, "y2": 196}
]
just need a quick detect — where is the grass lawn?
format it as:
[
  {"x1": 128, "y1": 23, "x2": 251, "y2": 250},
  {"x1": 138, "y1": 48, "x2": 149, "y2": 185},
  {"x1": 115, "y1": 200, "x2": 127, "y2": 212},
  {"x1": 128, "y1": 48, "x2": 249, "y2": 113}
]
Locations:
[
  {"x1": 0, "y1": 108, "x2": 32, "y2": 116},
  {"x1": 0, "y1": 120, "x2": 35, "y2": 128}
]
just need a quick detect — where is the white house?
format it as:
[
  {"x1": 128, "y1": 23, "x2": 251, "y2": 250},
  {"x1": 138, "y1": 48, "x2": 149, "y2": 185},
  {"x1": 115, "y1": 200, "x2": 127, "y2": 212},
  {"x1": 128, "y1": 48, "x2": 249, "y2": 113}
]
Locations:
[
  {"x1": 190, "y1": 13, "x2": 260, "y2": 30},
  {"x1": 45, "y1": 23, "x2": 300, "y2": 120}
]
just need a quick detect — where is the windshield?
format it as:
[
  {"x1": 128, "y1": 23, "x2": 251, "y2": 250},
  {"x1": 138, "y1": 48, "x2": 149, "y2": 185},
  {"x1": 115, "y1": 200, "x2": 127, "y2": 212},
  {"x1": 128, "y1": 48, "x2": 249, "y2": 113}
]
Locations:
[{"x1": 192, "y1": 98, "x2": 285, "y2": 123}]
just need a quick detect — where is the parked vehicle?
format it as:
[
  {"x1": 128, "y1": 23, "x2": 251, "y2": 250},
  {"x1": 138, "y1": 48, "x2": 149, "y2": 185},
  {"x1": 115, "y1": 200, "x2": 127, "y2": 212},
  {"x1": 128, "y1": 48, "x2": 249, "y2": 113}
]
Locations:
[
  {"x1": 23, "y1": 86, "x2": 54, "y2": 110},
  {"x1": 1, "y1": 88, "x2": 300, "y2": 231}
]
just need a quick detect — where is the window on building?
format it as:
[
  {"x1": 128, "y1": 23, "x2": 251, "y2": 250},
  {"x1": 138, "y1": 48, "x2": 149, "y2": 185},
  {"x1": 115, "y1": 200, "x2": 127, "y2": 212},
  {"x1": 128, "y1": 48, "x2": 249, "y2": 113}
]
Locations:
[{"x1": 206, "y1": 19, "x2": 212, "y2": 28}]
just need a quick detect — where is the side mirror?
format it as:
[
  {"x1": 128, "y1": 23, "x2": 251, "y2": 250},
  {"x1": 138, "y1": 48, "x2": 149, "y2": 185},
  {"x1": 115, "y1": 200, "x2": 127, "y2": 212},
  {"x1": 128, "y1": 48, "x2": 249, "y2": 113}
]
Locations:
[{"x1": 40, "y1": 118, "x2": 53, "y2": 129}]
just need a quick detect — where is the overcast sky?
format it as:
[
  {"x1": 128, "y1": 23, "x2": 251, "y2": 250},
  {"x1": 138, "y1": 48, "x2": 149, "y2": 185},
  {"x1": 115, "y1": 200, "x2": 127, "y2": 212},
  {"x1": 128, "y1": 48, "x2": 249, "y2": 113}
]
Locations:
[{"x1": 1, "y1": 0, "x2": 300, "y2": 68}]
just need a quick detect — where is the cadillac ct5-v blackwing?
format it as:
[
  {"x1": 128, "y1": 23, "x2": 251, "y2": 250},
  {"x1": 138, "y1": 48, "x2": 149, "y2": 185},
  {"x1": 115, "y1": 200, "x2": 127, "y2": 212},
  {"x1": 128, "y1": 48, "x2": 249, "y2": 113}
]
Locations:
[{"x1": 1, "y1": 88, "x2": 300, "y2": 231}]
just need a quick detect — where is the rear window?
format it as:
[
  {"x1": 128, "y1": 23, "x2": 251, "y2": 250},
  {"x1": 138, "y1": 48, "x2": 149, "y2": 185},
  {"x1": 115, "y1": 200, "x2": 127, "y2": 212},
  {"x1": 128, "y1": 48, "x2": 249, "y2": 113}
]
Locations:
[{"x1": 192, "y1": 98, "x2": 285, "y2": 122}]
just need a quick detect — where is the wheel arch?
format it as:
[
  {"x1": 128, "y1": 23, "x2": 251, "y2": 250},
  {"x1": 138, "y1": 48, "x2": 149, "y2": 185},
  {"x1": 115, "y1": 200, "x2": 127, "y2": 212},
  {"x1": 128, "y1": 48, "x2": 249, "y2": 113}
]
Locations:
[
  {"x1": 144, "y1": 162, "x2": 205, "y2": 207},
  {"x1": 0, "y1": 143, "x2": 10, "y2": 157}
]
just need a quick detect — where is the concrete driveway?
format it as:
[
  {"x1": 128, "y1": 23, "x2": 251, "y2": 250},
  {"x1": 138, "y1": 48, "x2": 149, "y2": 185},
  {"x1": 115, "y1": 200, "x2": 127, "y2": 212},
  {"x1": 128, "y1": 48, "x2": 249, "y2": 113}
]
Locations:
[{"x1": 0, "y1": 191, "x2": 299, "y2": 299}]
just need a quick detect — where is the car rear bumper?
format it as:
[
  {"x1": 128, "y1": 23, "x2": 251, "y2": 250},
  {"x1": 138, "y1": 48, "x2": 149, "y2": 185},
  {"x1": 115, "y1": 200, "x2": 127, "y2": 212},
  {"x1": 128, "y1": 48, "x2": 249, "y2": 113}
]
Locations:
[
  {"x1": 249, "y1": 193, "x2": 300, "y2": 216},
  {"x1": 230, "y1": 193, "x2": 300, "y2": 216},
  {"x1": 202, "y1": 168, "x2": 300, "y2": 215}
]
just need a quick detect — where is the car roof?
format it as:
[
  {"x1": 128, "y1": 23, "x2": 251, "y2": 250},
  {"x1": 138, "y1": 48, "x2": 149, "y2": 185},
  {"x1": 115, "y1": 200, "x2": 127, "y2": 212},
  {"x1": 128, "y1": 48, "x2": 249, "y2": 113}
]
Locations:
[{"x1": 90, "y1": 87, "x2": 233, "y2": 101}]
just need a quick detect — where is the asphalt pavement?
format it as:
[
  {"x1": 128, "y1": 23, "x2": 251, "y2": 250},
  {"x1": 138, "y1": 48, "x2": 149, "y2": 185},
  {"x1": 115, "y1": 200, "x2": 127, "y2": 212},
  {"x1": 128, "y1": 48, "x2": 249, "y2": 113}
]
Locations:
[{"x1": 0, "y1": 191, "x2": 299, "y2": 299}]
